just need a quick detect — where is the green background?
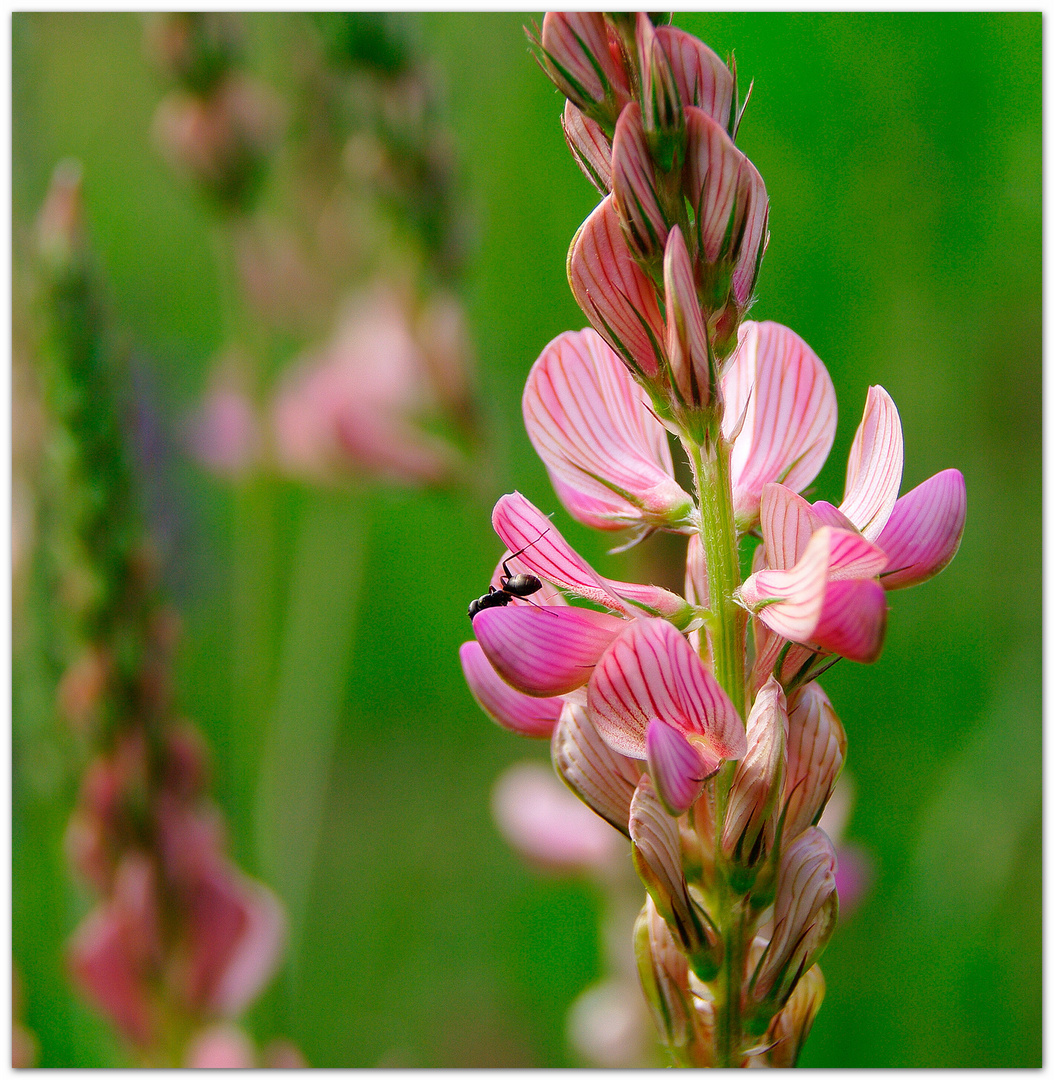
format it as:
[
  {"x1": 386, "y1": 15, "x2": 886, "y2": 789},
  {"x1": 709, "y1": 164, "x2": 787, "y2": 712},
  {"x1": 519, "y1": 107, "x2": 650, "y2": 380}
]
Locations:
[{"x1": 13, "y1": 12, "x2": 1041, "y2": 1068}]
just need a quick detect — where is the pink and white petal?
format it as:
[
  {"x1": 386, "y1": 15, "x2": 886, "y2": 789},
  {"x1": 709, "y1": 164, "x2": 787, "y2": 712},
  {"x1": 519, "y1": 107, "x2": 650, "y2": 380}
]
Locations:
[
  {"x1": 459, "y1": 642, "x2": 564, "y2": 738},
  {"x1": 547, "y1": 474, "x2": 635, "y2": 533},
  {"x1": 876, "y1": 469, "x2": 966, "y2": 590},
  {"x1": 490, "y1": 551, "x2": 569, "y2": 607},
  {"x1": 562, "y1": 101, "x2": 612, "y2": 195},
  {"x1": 722, "y1": 323, "x2": 837, "y2": 527},
  {"x1": 839, "y1": 385, "x2": 904, "y2": 540},
  {"x1": 599, "y1": 577, "x2": 693, "y2": 621},
  {"x1": 810, "y1": 500, "x2": 857, "y2": 531},
  {"x1": 523, "y1": 329, "x2": 690, "y2": 530},
  {"x1": 738, "y1": 527, "x2": 833, "y2": 643},
  {"x1": 473, "y1": 606, "x2": 625, "y2": 698},
  {"x1": 492, "y1": 492, "x2": 629, "y2": 612},
  {"x1": 811, "y1": 578, "x2": 887, "y2": 663},
  {"x1": 683, "y1": 107, "x2": 741, "y2": 262},
  {"x1": 612, "y1": 103, "x2": 669, "y2": 262},
  {"x1": 568, "y1": 196, "x2": 665, "y2": 378},
  {"x1": 655, "y1": 25, "x2": 733, "y2": 127},
  {"x1": 825, "y1": 528, "x2": 888, "y2": 581},
  {"x1": 646, "y1": 719, "x2": 713, "y2": 816},
  {"x1": 587, "y1": 618, "x2": 682, "y2": 758},
  {"x1": 759, "y1": 483, "x2": 825, "y2": 571}
]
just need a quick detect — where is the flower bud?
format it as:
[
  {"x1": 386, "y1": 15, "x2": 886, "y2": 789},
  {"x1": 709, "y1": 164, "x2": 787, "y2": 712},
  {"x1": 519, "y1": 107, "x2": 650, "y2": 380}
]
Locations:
[
  {"x1": 782, "y1": 683, "x2": 846, "y2": 845},
  {"x1": 749, "y1": 827, "x2": 837, "y2": 1011},
  {"x1": 722, "y1": 677, "x2": 787, "y2": 887},
  {"x1": 551, "y1": 701, "x2": 643, "y2": 837},
  {"x1": 635, "y1": 13, "x2": 684, "y2": 172},
  {"x1": 536, "y1": 13, "x2": 631, "y2": 126},
  {"x1": 763, "y1": 963, "x2": 825, "y2": 1068},
  {"x1": 663, "y1": 226, "x2": 715, "y2": 416},
  {"x1": 611, "y1": 102, "x2": 669, "y2": 268},
  {"x1": 634, "y1": 896, "x2": 692, "y2": 1052},
  {"x1": 562, "y1": 101, "x2": 613, "y2": 195}
]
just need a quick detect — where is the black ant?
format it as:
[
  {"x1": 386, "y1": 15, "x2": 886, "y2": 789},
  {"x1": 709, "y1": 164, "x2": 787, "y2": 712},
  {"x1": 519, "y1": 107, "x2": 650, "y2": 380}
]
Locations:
[{"x1": 468, "y1": 531, "x2": 550, "y2": 620}]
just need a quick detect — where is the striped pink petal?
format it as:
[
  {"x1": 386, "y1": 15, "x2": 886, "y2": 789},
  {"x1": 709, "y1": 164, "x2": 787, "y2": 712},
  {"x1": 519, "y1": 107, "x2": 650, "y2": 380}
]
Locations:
[
  {"x1": 663, "y1": 225, "x2": 713, "y2": 408},
  {"x1": 809, "y1": 578, "x2": 887, "y2": 663},
  {"x1": 876, "y1": 469, "x2": 966, "y2": 590},
  {"x1": 489, "y1": 550, "x2": 568, "y2": 607},
  {"x1": 683, "y1": 106, "x2": 741, "y2": 263},
  {"x1": 472, "y1": 606, "x2": 625, "y2": 698},
  {"x1": 612, "y1": 102, "x2": 669, "y2": 264},
  {"x1": 730, "y1": 156, "x2": 769, "y2": 306},
  {"x1": 646, "y1": 719, "x2": 714, "y2": 815},
  {"x1": 540, "y1": 12, "x2": 629, "y2": 111},
  {"x1": 839, "y1": 385, "x2": 904, "y2": 540},
  {"x1": 655, "y1": 25, "x2": 734, "y2": 129},
  {"x1": 759, "y1": 483, "x2": 826, "y2": 571},
  {"x1": 809, "y1": 499, "x2": 857, "y2": 531},
  {"x1": 635, "y1": 12, "x2": 682, "y2": 140},
  {"x1": 722, "y1": 322, "x2": 838, "y2": 528},
  {"x1": 459, "y1": 641, "x2": 563, "y2": 738},
  {"x1": 568, "y1": 196, "x2": 665, "y2": 378},
  {"x1": 825, "y1": 528, "x2": 887, "y2": 581},
  {"x1": 562, "y1": 101, "x2": 612, "y2": 194},
  {"x1": 522, "y1": 329, "x2": 692, "y2": 532},
  {"x1": 587, "y1": 617, "x2": 745, "y2": 763}
]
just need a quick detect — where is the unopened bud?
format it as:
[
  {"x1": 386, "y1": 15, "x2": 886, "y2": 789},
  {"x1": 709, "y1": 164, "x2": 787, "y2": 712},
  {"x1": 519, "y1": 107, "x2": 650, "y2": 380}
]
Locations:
[
  {"x1": 782, "y1": 683, "x2": 846, "y2": 845},
  {"x1": 722, "y1": 677, "x2": 787, "y2": 885},
  {"x1": 562, "y1": 101, "x2": 613, "y2": 195},
  {"x1": 749, "y1": 827, "x2": 837, "y2": 1012},
  {"x1": 634, "y1": 895, "x2": 691, "y2": 1051},
  {"x1": 635, "y1": 13, "x2": 684, "y2": 171},
  {"x1": 764, "y1": 963, "x2": 825, "y2": 1068},
  {"x1": 536, "y1": 13, "x2": 630, "y2": 126},
  {"x1": 663, "y1": 226, "x2": 715, "y2": 418},
  {"x1": 611, "y1": 102, "x2": 669, "y2": 269}
]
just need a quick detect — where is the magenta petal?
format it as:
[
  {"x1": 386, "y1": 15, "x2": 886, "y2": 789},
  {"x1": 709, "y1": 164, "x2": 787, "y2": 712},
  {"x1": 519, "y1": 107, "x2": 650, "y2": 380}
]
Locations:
[
  {"x1": 647, "y1": 719, "x2": 713, "y2": 815},
  {"x1": 459, "y1": 642, "x2": 563, "y2": 738},
  {"x1": 722, "y1": 322, "x2": 837, "y2": 527},
  {"x1": 568, "y1": 195, "x2": 665, "y2": 378},
  {"x1": 825, "y1": 528, "x2": 888, "y2": 580},
  {"x1": 522, "y1": 329, "x2": 691, "y2": 532},
  {"x1": 876, "y1": 469, "x2": 966, "y2": 590},
  {"x1": 473, "y1": 606, "x2": 625, "y2": 697},
  {"x1": 839, "y1": 385, "x2": 904, "y2": 540},
  {"x1": 562, "y1": 100, "x2": 612, "y2": 194},
  {"x1": 810, "y1": 499, "x2": 857, "y2": 531},
  {"x1": 655, "y1": 25, "x2": 733, "y2": 127},
  {"x1": 812, "y1": 578, "x2": 887, "y2": 663}
]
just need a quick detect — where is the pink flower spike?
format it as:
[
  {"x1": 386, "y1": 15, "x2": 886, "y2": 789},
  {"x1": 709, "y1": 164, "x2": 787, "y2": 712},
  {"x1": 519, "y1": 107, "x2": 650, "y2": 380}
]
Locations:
[
  {"x1": 522, "y1": 329, "x2": 693, "y2": 533},
  {"x1": 473, "y1": 606, "x2": 625, "y2": 698},
  {"x1": 655, "y1": 25, "x2": 734, "y2": 129},
  {"x1": 876, "y1": 469, "x2": 966, "y2": 590},
  {"x1": 562, "y1": 101, "x2": 612, "y2": 194},
  {"x1": 646, "y1": 718, "x2": 715, "y2": 816},
  {"x1": 587, "y1": 617, "x2": 744, "y2": 766},
  {"x1": 722, "y1": 322, "x2": 837, "y2": 529},
  {"x1": 459, "y1": 641, "x2": 563, "y2": 738},
  {"x1": 612, "y1": 103, "x2": 669, "y2": 264},
  {"x1": 568, "y1": 196, "x2": 666, "y2": 379},
  {"x1": 839, "y1": 385, "x2": 904, "y2": 540}
]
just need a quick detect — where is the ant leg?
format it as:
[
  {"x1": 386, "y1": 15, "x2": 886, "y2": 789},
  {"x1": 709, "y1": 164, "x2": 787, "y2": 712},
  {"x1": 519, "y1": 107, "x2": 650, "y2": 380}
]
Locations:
[
  {"x1": 501, "y1": 527, "x2": 552, "y2": 579},
  {"x1": 518, "y1": 596, "x2": 560, "y2": 617}
]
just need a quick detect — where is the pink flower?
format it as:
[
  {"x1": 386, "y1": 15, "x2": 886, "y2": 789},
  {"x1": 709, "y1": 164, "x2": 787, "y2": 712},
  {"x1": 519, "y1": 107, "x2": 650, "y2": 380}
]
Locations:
[
  {"x1": 536, "y1": 13, "x2": 631, "y2": 121},
  {"x1": 459, "y1": 640, "x2": 565, "y2": 737},
  {"x1": 491, "y1": 761, "x2": 621, "y2": 873},
  {"x1": 522, "y1": 328, "x2": 694, "y2": 535},
  {"x1": 271, "y1": 285, "x2": 459, "y2": 486},
  {"x1": 587, "y1": 617, "x2": 746, "y2": 815},
  {"x1": 186, "y1": 375, "x2": 258, "y2": 476}
]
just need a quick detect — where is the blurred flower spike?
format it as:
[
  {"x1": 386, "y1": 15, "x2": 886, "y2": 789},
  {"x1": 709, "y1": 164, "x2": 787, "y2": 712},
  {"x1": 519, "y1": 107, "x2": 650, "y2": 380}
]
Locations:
[{"x1": 460, "y1": 10, "x2": 966, "y2": 1068}]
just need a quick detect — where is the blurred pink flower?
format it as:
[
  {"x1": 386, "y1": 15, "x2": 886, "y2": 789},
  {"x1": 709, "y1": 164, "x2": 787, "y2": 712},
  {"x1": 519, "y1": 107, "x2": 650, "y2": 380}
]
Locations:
[
  {"x1": 272, "y1": 285, "x2": 459, "y2": 486},
  {"x1": 186, "y1": 374, "x2": 258, "y2": 476},
  {"x1": 186, "y1": 1023, "x2": 255, "y2": 1069},
  {"x1": 491, "y1": 761, "x2": 621, "y2": 873}
]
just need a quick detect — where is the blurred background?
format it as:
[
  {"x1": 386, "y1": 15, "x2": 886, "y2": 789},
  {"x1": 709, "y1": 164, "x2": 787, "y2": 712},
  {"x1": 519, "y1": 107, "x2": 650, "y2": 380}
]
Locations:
[{"x1": 12, "y1": 12, "x2": 1040, "y2": 1068}]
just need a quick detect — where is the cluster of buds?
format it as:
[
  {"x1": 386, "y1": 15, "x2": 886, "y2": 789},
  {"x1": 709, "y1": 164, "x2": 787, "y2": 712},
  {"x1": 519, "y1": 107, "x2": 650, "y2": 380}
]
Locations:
[
  {"x1": 31, "y1": 165, "x2": 288, "y2": 1065},
  {"x1": 461, "y1": 13, "x2": 966, "y2": 1067},
  {"x1": 148, "y1": 13, "x2": 280, "y2": 213}
]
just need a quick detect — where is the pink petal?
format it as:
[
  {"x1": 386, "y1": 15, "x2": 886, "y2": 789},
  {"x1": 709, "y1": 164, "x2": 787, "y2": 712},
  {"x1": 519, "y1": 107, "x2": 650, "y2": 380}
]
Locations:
[
  {"x1": 186, "y1": 1024, "x2": 256, "y2": 1069},
  {"x1": 489, "y1": 550, "x2": 569, "y2": 608},
  {"x1": 759, "y1": 483, "x2": 825, "y2": 571},
  {"x1": 459, "y1": 641, "x2": 563, "y2": 738},
  {"x1": 473, "y1": 606, "x2": 625, "y2": 697},
  {"x1": 739, "y1": 527, "x2": 832, "y2": 642},
  {"x1": 562, "y1": 100, "x2": 612, "y2": 194},
  {"x1": 646, "y1": 719, "x2": 713, "y2": 815},
  {"x1": 655, "y1": 25, "x2": 733, "y2": 128},
  {"x1": 722, "y1": 322, "x2": 838, "y2": 527},
  {"x1": 730, "y1": 156, "x2": 769, "y2": 306},
  {"x1": 810, "y1": 578, "x2": 887, "y2": 663},
  {"x1": 587, "y1": 617, "x2": 744, "y2": 762},
  {"x1": 540, "y1": 12, "x2": 629, "y2": 110},
  {"x1": 568, "y1": 195, "x2": 665, "y2": 378},
  {"x1": 825, "y1": 528, "x2": 888, "y2": 581},
  {"x1": 810, "y1": 499, "x2": 857, "y2": 531},
  {"x1": 522, "y1": 329, "x2": 691, "y2": 532},
  {"x1": 839, "y1": 385, "x2": 904, "y2": 540},
  {"x1": 663, "y1": 225, "x2": 712, "y2": 407},
  {"x1": 876, "y1": 469, "x2": 966, "y2": 590},
  {"x1": 612, "y1": 103, "x2": 669, "y2": 263}
]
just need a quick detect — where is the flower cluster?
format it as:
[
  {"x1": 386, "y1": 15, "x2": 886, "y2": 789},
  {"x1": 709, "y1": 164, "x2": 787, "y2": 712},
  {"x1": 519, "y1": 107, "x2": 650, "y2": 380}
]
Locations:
[{"x1": 461, "y1": 13, "x2": 965, "y2": 1067}]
